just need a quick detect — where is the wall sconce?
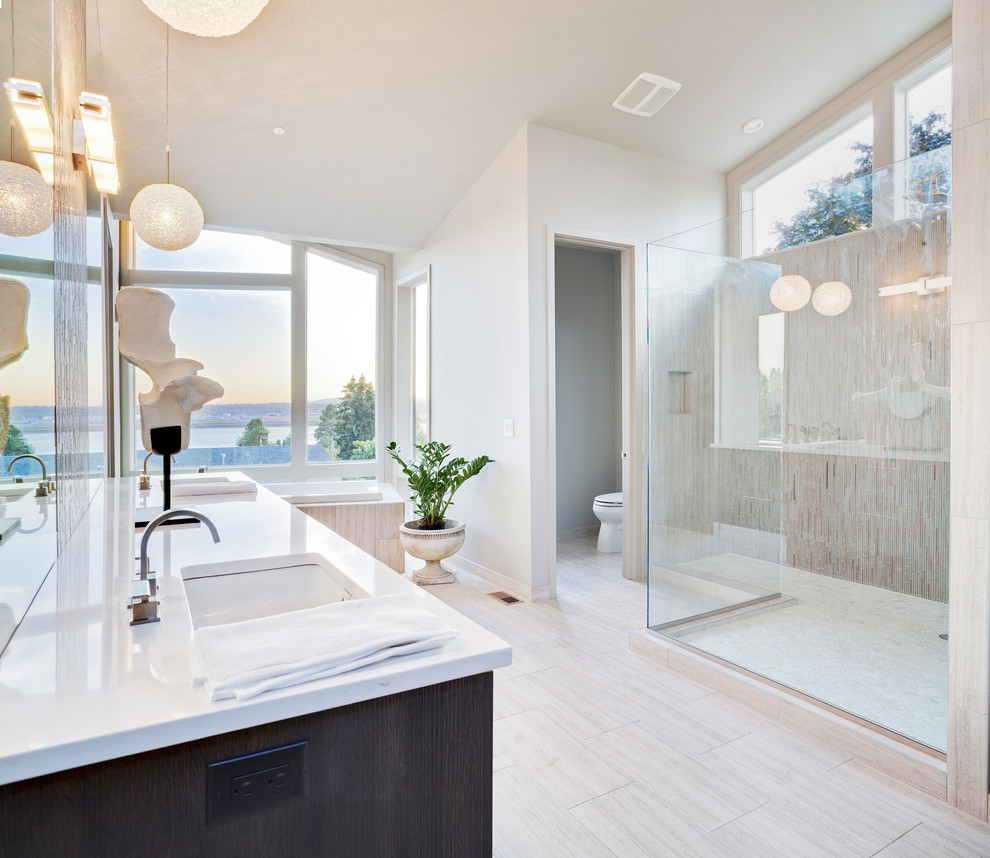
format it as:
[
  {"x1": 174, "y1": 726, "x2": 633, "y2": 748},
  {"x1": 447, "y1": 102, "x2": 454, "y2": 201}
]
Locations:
[
  {"x1": 3, "y1": 78, "x2": 54, "y2": 184},
  {"x1": 878, "y1": 276, "x2": 951, "y2": 298},
  {"x1": 78, "y1": 92, "x2": 120, "y2": 194}
]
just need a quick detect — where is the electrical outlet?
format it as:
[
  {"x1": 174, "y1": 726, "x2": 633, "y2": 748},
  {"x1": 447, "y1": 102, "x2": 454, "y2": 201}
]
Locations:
[
  {"x1": 231, "y1": 764, "x2": 288, "y2": 802},
  {"x1": 207, "y1": 741, "x2": 308, "y2": 824}
]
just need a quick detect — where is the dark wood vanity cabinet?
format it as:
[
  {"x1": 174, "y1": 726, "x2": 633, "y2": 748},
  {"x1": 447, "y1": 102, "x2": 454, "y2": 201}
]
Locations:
[{"x1": 0, "y1": 673, "x2": 493, "y2": 858}]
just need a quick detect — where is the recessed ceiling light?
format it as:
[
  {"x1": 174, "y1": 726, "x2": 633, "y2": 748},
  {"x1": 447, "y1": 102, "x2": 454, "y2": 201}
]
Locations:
[
  {"x1": 273, "y1": 127, "x2": 285, "y2": 135},
  {"x1": 742, "y1": 118, "x2": 764, "y2": 134}
]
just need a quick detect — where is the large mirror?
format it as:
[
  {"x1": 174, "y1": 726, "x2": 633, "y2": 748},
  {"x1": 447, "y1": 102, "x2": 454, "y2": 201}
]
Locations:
[{"x1": 0, "y1": 0, "x2": 56, "y2": 653}]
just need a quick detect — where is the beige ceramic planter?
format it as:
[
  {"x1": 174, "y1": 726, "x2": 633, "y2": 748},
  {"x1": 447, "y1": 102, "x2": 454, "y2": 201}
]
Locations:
[{"x1": 399, "y1": 519, "x2": 466, "y2": 585}]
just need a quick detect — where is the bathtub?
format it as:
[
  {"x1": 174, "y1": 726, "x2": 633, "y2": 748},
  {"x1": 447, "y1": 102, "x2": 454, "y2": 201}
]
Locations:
[{"x1": 264, "y1": 481, "x2": 385, "y2": 504}]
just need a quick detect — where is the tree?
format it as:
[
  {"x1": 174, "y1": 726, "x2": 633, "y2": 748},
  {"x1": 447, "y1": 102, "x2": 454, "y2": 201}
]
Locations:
[
  {"x1": 236, "y1": 418, "x2": 270, "y2": 447},
  {"x1": 314, "y1": 375, "x2": 376, "y2": 461},
  {"x1": 275, "y1": 434, "x2": 291, "y2": 447},
  {"x1": 2, "y1": 425, "x2": 34, "y2": 456},
  {"x1": 768, "y1": 110, "x2": 951, "y2": 252},
  {"x1": 769, "y1": 141, "x2": 873, "y2": 251}
]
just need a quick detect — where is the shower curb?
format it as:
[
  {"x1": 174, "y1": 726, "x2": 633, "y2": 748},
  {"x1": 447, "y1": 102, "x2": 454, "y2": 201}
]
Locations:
[{"x1": 629, "y1": 629, "x2": 947, "y2": 801}]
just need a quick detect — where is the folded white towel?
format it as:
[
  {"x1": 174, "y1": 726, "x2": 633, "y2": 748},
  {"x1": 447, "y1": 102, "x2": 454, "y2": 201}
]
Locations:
[
  {"x1": 169, "y1": 480, "x2": 257, "y2": 497},
  {"x1": 194, "y1": 593, "x2": 459, "y2": 701}
]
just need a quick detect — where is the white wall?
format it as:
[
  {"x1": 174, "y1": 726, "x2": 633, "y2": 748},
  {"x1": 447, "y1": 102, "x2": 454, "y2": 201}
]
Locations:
[
  {"x1": 393, "y1": 126, "x2": 532, "y2": 587},
  {"x1": 395, "y1": 123, "x2": 724, "y2": 594},
  {"x1": 527, "y1": 124, "x2": 726, "y2": 592},
  {"x1": 554, "y1": 245, "x2": 620, "y2": 533}
]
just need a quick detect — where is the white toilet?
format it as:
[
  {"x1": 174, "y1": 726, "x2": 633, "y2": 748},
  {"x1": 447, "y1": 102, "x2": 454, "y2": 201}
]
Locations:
[{"x1": 592, "y1": 492, "x2": 623, "y2": 553}]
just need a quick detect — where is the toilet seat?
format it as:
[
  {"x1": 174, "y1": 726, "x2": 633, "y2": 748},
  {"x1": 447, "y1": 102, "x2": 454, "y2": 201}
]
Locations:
[{"x1": 594, "y1": 492, "x2": 623, "y2": 507}]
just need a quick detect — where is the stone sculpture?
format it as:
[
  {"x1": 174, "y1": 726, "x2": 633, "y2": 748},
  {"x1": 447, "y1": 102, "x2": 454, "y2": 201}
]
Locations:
[
  {"x1": 115, "y1": 286, "x2": 223, "y2": 453},
  {"x1": 0, "y1": 278, "x2": 30, "y2": 454}
]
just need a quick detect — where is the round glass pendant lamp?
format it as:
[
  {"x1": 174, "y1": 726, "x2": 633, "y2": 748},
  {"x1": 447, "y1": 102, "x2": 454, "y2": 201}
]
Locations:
[
  {"x1": 812, "y1": 280, "x2": 853, "y2": 316},
  {"x1": 140, "y1": 0, "x2": 270, "y2": 37},
  {"x1": 0, "y1": 161, "x2": 53, "y2": 237},
  {"x1": 769, "y1": 274, "x2": 811, "y2": 312},
  {"x1": 129, "y1": 183, "x2": 204, "y2": 251}
]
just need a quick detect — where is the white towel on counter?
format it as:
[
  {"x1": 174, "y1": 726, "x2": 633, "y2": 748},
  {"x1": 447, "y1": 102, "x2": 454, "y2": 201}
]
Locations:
[
  {"x1": 168, "y1": 480, "x2": 257, "y2": 497},
  {"x1": 194, "y1": 593, "x2": 459, "y2": 701}
]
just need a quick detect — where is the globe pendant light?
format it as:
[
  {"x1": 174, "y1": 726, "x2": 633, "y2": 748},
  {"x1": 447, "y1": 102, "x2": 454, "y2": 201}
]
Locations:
[
  {"x1": 812, "y1": 280, "x2": 852, "y2": 316},
  {"x1": 0, "y1": 158, "x2": 52, "y2": 237},
  {"x1": 769, "y1": 274, "x2": 811, "y2": 312},
  {"x1": 130, "y1": 27, "x2": 204, "y2": 252},
  {"x1": 140, "y1": 0, "x2": 270, "y2": 38},
  {"x1": 130, "y1": 176, "x2": 203, "y2": 250}
]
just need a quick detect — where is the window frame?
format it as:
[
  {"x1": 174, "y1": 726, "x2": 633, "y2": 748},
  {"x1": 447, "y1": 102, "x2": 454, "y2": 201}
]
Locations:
[
  {"x1": 728, "y1": 21, "x2": 952, "y2": 254},
  {"x1": 117, "y1": 226, "x2": 389, "y2": 483}
]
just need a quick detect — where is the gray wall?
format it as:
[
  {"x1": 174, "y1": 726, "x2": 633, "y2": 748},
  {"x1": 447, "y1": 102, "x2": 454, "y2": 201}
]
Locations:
[{"x1": 555, "y1": 245, "x2": 620, "y2": 534}]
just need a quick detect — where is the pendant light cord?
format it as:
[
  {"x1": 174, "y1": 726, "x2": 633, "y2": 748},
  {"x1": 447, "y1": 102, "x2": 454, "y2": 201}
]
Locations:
[
  {"x1": 9, "y1": 0, "x2": 15, "y2": 161},
  {"x1": 165, "y1": 24, "x2": 171, "y2": 183}
]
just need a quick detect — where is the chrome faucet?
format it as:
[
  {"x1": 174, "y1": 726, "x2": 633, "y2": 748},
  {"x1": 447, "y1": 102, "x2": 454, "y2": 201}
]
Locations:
[
  {"x1": 130, "y1": 508, "x2": 220, "y2": 626},
  {"x1": 6, "y1": 455, "x2": 50, "y2": 497},
  {"x1": 139, "y1": 452, "x2": 177, "y2": 491}
]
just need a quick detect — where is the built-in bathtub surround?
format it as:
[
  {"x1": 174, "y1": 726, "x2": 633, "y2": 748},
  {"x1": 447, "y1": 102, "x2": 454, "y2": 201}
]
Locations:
[{"x1": 647, "y1": 151, "x2": 951, "y2": 751}]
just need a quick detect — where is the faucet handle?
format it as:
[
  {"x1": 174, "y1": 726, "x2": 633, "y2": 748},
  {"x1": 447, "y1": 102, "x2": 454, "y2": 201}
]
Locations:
[{"x1": 128, "y1": 579, "x2": 160, "y2": 625}]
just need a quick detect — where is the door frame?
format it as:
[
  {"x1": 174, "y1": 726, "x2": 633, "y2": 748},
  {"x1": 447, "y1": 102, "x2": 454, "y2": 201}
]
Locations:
[{"x1": 545, "y1": 226, "x2": 644, "y2": 598}]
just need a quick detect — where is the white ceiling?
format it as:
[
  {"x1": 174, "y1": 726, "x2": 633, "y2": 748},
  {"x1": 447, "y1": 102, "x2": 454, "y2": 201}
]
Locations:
[{"x1": 85, "y1": 0, "x2": 951, "y2": 250}]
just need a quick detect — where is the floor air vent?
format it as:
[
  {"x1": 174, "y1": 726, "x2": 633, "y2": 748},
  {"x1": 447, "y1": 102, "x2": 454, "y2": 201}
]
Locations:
[{"x1": 488, "y1": 591, "x2": 521, "y2": 605}]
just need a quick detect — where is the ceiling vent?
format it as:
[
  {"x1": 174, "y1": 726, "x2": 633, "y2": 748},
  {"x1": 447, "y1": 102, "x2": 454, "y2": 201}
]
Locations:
[{"x1": 612, "y1": 73, "x2": 682, "y2": 117}]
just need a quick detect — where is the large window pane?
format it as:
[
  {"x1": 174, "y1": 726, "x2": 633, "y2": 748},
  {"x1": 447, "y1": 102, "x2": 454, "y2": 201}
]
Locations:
[
  {"x1": 306, "y1": 252, "x2": 377, "y2": 464},
  {"x1": 752, "y1": 115, "x2": 873, "y2": 255},
  {"x1": 132, "y1": 287, "x2": 291, "y2": 469},
  {"x1": 134, "y1": 228, "x2": 291, "y2": 273},
  {"x1": 413, "y1": 283, "x2": 429, "y2": 446},
  {"x1": 1, "y1": 272, "x2": 55, "y2": 462}
]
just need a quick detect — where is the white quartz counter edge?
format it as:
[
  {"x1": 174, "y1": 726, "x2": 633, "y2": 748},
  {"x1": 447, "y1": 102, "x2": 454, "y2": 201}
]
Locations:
[{"x1": 0, "y1": 476, "x2": 511, "y2": 786}]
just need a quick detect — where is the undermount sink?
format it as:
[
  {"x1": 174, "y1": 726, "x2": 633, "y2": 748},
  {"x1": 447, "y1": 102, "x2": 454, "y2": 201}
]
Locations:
[
  {"x1": 0, "y1": 486, "x2": 33, "y2": 501},
  {"x1": 181, "y1": 553, "x2": 371, "y2": 629}
]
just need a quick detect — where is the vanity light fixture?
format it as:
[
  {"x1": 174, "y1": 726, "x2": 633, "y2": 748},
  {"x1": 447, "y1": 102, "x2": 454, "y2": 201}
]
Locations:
[
  {"x1": 878, "y1": 276, "x2": 951, "y2": 298},
  {"x1": 3, "y1": 78, "x2": 54, "y2": 184},
  {"x1": 812, "y1": 280, "x2": 852, "y2": 316},
  {"x1": 0, "y1": 159, "x2": 52, "y2": 237},
  {"x1": 78, "y1": 92, "x2": 120, "y2": 195},
  {"x1": 769, "y1": 274, "x2": 811, "y2": 311},
  {"x1": 141, "y1": 0, "x2": 270, "y2": 37}
]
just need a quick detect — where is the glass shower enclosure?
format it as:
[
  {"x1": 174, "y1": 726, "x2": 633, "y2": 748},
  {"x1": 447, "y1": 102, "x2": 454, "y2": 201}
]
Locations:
[{"x1": 647, "y1": 149, "x2": 951, "y2": 751}]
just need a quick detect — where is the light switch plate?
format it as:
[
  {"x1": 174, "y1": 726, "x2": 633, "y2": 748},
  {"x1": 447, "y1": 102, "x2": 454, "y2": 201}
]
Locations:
[{"x1": 503, "y1": 420, "x2": 514, "y2": 437}]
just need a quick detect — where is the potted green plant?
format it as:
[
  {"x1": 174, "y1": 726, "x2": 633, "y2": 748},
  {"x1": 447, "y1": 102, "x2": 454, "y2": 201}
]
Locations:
[{"x1": 387, "y1": 441, "x2": 492, "y2": 584}]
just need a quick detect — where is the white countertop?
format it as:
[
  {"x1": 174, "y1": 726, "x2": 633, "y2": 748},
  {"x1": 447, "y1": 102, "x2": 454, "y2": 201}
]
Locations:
[{"x1": 0, "y1": 474, "x2": 511, "y2": 786}]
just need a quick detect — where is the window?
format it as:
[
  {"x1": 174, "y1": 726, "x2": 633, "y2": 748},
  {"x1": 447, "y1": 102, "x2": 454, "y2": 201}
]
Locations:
[
  {"x1": 750, "y1": 113, "x2": 874, "y2": 255},
  {"x1": 306, "y1": 250, "x2": 378, "y2": 464},
  {"x1": 758, "y1": 313, "x2": 784, "y2": 443},
  {"x1": 412, "y1": 281, "x2": 430, "y2": 446},
  {"x1": 122, "y1": 228, "x2": 385, "y2": 481},
  {"x1": 901, "y1": 55, "x2": 952, "y2": 219},
  {"x1": 394, "y1": 269, "x2": 430, "y2": 461}
]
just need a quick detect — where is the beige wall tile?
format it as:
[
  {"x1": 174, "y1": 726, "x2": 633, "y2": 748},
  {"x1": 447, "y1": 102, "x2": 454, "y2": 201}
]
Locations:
[
  {"x1": 948, "y1": 516, "x2": 990, "y2": 714},
  {"x1": 947, "y1": 704, "x2": 990, "y2": 820},
  {"x1": 954, "y1": 0, "x2": 990, "y2": 129},
  {"x1": 950, "y1": 124, "x2": 990, "y2": 325},
  {"x1": 951, "y1": 323, "x2": 990, "y2": 519}
]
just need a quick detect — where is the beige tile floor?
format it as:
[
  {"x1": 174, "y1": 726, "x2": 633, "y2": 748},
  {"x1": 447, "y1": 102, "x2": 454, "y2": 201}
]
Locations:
[{"x1": 412, "y1": 536, "x2": 990, "y2": 857}]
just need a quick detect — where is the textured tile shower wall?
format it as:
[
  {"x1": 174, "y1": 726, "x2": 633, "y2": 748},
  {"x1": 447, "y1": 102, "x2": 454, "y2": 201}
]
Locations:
[
  {"x1": 53, "y1": 0, "x2": 90, "y2": 550},
  {"x1": 762, "y1": 213, "x2": 949, "y2": 602},
  {"x1": 651, "y1": 211, "x2": 949, "y2": 603}
]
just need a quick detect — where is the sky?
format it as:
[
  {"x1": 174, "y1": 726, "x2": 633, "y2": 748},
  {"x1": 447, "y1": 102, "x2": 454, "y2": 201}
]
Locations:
[{"x1": 1, "y1": 225, "x2": 378, "y2": 408}]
